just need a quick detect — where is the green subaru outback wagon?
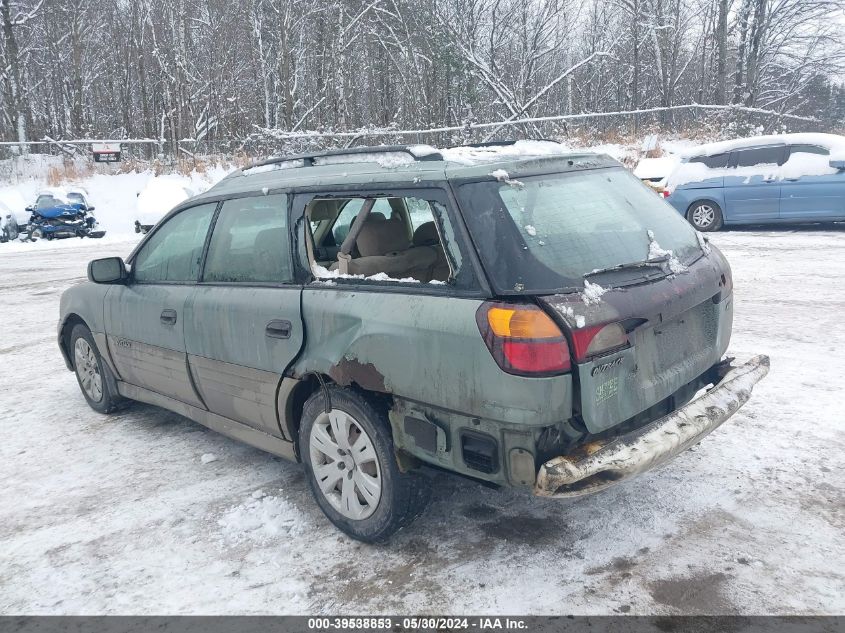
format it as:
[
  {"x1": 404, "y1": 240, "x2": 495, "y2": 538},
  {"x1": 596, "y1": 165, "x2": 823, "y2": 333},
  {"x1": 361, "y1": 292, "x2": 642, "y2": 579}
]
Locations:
[{"x1": 59, "y1": 141, "x2": 769, "y2": 542}]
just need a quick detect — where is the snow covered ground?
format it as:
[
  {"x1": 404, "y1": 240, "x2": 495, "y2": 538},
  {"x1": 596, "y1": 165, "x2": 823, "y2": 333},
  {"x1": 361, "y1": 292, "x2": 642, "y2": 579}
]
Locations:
[{"x1": 0, "y1": 224, "x2": 842, "y2": 615}]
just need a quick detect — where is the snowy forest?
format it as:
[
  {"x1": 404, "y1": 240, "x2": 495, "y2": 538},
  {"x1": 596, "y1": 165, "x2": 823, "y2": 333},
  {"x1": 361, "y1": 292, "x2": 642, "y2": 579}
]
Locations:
[{"x1": 1, "y1": 0, "x2": 844, "y2": 148}]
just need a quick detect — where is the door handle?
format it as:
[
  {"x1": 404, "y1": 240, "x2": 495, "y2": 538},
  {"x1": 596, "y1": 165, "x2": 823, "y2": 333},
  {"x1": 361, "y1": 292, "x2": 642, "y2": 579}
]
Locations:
[
  {"x1": 160, "y1": 309, "x2": 177, "y2": 325},
  {"x1": 763, "y1": 178, "x2": 777, "y2": 183},
  {"x1": 266, "y1": 319, "x2": 292, "y2": 339}
]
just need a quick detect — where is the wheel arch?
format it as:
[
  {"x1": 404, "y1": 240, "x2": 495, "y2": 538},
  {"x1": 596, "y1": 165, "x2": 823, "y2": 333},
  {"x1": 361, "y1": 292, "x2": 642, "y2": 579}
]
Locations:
[
  {"x1": 686, "y1": 196, "x2": 724, "y2": 215},
  {"x1": 59, "y1": 313, "x2": 91, "y2": 370},
  {"x1": 685, "y1": 197, "x2": 726, "y2": 230},
  {"x1": 279, "y1": 373, "x2": 394, "y2": 461}
]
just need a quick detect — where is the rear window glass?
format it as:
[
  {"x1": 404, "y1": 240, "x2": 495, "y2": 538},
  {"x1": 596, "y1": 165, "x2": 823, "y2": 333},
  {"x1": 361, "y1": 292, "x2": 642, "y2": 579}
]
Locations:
[{"x1": 456, "y1": 167, "x2": 703, "y2": 294}]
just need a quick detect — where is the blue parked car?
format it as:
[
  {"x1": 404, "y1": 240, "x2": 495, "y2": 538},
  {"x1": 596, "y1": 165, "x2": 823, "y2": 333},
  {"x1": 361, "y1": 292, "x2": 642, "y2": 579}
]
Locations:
[
  {"x1": 23, "y1": 188, "x2": 105, "y2": 241},
  {"x1": 665, "y1": 133, "x2": 845, "y2": 231}
]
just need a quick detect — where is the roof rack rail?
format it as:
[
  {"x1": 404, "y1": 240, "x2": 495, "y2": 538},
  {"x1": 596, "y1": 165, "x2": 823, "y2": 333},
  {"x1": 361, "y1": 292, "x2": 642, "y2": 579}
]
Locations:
[
  {"x1": 445, "y1": 139, "x2": 562, "y2": 149},
  {"x1": 246, "y1": 144, "x2": 444, "y2": 172}
]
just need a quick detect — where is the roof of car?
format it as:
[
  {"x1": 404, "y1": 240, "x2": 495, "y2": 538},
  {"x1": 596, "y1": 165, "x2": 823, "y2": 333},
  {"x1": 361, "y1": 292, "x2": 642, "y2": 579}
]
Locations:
[
  {"x1": 36, "y1": 187, "x2": 89, "y2": 198},
  {"x1": 192, "y1": 141, "x2": 620, "y2": 203},
  {"x1": 682, "y1": 133, "x2": 845, "y2": 158}
]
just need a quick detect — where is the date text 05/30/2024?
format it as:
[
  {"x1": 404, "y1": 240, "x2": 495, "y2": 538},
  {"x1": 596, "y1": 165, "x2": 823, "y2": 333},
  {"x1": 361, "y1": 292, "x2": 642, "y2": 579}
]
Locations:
[{"x1": 307, "y1": 617, "x2": 528, "y2": 630}]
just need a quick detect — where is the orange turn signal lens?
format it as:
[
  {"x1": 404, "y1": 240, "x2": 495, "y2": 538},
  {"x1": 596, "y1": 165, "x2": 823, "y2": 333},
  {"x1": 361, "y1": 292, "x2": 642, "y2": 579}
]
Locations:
[{"x1": 487, "y1": 306, "x2": 562, "y2": 339}]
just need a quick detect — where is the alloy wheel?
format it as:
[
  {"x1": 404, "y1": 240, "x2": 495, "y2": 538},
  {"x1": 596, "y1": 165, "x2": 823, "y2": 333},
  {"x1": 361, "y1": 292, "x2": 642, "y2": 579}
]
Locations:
[
  {"x1": 309, "y1": 409, "x2": 382, "y2": 520},
  {"x1": 692, "y1": 204, "x2": 716, "y2": 229},
  {"x1": 74, "y1": 338, "x2": 103, "y2": 402}
]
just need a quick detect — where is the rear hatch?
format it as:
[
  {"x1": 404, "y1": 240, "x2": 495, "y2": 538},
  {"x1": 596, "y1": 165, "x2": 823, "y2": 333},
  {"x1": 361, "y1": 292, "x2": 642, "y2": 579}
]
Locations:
[
  {"x1": 537, "y1": 259, "x2": 732, "y2": 432},
  {"x1": 454, "y1": 162, "x2": 733, "y2": 433}
]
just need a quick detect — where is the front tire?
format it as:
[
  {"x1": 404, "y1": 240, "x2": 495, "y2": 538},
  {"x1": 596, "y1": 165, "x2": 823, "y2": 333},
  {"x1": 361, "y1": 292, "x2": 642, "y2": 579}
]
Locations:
[
  {"x1": 299, "y1": 385, "x2": 429, "y2": 543},
  {"x1": 687, "y1": 201, "x2": 723, "y2": 232},
  {"x1": 70, "y1": 324, "x2": 122, "y2": 413}
]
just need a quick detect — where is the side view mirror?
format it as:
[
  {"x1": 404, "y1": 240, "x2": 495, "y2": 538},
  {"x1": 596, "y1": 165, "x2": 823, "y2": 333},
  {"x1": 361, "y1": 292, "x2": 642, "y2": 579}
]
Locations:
[
  {"x1": 87, "y1": 206, "x2": 96, "y2": 212},
  {"x1": 25, "y1": 205, "x2": 34, "y2": 213},
  {"x1": 829, "y1": 159, "x2": 845, "y2": 171},
  {"x1": 88, "y1": 257, "x2": 127, "y2": 284}
]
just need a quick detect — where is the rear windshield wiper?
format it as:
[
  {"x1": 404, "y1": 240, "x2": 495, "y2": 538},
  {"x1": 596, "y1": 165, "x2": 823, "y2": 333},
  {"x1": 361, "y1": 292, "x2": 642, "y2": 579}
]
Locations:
[{"x1": 584, "y1": 255, "x2": 670, "y2": 279}]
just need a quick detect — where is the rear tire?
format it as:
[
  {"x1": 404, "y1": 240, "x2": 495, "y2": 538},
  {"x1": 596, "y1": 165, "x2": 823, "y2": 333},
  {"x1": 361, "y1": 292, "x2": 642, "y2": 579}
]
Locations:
[
  {"x1": 687, "y1": 201, "x2": 723, "y2": 232},
  {"x1": 299, "y1": 385, "x2": 430, "y2": 543},
  {"x1": 70, "y1": 324, "x2": 122, "y2": 414}
]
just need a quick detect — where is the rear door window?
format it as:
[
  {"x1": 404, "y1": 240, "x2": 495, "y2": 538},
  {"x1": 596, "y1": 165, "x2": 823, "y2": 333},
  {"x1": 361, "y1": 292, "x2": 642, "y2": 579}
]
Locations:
[
  {"x1": 203, "y1": 194, "x2": 291, "y2": 283},
  {"x1": 330, "y1": 198, "x2": 393, "y2": 245},
  {"x1": 730, "y1": 146, "x2": 786, "y2": 168},
  {"x1": 788, "y1": 144, "x2": 829, "y2": 157}
]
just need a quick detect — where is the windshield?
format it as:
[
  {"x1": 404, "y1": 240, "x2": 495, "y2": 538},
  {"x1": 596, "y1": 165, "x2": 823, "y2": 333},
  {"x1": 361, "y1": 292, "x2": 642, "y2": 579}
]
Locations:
[{"x1": 456, "y1": 167, "x2": 703, "y2": 293}]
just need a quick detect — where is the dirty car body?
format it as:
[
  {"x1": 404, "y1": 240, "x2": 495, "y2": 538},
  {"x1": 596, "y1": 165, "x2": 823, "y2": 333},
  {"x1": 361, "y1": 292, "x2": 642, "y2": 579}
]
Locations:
[{"x1": 59, "y1": 142, "x2": 768, "y2": 540}]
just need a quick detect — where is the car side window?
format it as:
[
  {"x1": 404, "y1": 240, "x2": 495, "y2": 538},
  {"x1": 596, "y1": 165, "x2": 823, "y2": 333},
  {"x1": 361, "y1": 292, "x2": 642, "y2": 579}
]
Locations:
[
  {"x1": 730, "y1": 146, "x2": 786, "y2": 168},
  {"x1": 331, "y1": 198, "x2": 392, "y2": 245},
  {"x1": 307, "y1": 191, "x2": 461, "y2": 285},
  {"x1": 689, "y1": 153, "x2": 729, "y2": 169},
  {"x1": 37, "y1": 195, "x2": 56, "y2": 208},
  {"x1": 133, "y1": 203, "x2": 217, "y2": 283},
  {"x1": 789, "y1": 144, "x2": 829, "y2": 157},
  {"x1": 202, "y1": 194, "x2": 292, "y2": 283}
]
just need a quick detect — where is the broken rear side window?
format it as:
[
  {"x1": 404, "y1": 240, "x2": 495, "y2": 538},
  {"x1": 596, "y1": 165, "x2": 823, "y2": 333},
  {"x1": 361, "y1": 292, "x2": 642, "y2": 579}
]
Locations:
[{"x1": 306, "y1": 194, "x2": 457, "y2": 286}]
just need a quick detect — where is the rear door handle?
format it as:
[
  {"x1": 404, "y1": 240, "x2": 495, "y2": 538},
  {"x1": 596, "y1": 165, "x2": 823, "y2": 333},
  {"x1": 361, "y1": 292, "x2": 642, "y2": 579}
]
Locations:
[
  {"x1": 266, "y1": 319, "x2": 292, "y2": 339},
  {"x1": 160, "y1": 309, "x2": 177, "y2": 325}
]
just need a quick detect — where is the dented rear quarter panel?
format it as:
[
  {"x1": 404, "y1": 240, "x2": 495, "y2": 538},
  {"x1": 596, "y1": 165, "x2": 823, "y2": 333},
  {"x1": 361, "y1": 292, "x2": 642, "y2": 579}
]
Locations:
[{"x1": 293, "y1": 287, "x2": 572, "y2": 425}]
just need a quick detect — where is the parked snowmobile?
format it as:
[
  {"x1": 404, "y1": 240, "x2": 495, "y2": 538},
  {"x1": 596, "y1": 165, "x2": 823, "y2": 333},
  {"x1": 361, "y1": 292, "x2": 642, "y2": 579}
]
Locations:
[{"x1": 21, "y1": 189, "x2": 105, "y2": 241}]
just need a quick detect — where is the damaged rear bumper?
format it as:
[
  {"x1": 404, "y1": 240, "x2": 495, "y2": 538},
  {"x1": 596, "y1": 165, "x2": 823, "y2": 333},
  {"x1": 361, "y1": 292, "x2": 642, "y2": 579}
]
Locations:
[{"x1": 534, "y1": 354, "x2": 770, "y2": 498}]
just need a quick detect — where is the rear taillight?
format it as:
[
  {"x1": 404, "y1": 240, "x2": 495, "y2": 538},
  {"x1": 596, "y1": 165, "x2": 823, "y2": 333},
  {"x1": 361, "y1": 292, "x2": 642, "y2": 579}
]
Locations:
[
  {"x1": 476, "y1": 303, "x2": 571, "y2": 376},
  {"x1": 661, "y1": 189, "x2": 671, "y2": 198},
  {"x1": 570, "y1": 323, "x2": 629, "y2": 362}
]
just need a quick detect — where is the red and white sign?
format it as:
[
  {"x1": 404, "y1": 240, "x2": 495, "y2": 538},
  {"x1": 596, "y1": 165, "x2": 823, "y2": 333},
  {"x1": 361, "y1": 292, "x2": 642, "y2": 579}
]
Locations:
[{"x1": 92, "y1": 142, "x2": 122, "y2": 163}]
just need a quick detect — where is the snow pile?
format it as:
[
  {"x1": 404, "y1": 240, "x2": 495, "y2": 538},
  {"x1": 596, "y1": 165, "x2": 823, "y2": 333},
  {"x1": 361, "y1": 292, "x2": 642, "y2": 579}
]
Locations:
[
  {"x1": 313, "y1": 152, "x2": 415, "y2": 169},
  {"x1": 0, "y1": 188, "x2": 32, "y2": 225},
  {"x1": 554, "y1": 304, "x2": 586, "y2": 328},
  {"x1": 407, "y1": 144, "x2": 441, "y2": 158},
  {"x1": 217, "y1": 490, "x2": 305, "y2": 544},
  {"x1": 647, "y1": 230, "x2": 687, "y2": 274},
  {"x1": 490, "y1": 169, "x2": 524, "y2": 188},
  {"x1": 135, "y1": 176, "x2": 194, "y2": 227},
  {"x1": 241, "y1": 159, "x2": 306, "y2": 175},
  {"x1": 311, "y1": 262, "x2": 447, "y2": 285},
  {"x1": 696, "y1": 232, "x2": 711, "y2": 255},
  {"x1": 633, "y1": 156, "x2": 680, "y2": 182},
  {"x1": 581, "y1": 280, "x2": 608, "y2": 305},
  {"x1": 441, "y1": 140, "x2": 571, "y2": 165}
]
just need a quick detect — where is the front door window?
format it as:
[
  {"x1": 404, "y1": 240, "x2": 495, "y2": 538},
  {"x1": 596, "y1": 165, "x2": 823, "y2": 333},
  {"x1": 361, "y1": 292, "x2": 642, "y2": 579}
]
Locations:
[{"x1": 133, "y1": 203, "x2": 217, "y2": 282}]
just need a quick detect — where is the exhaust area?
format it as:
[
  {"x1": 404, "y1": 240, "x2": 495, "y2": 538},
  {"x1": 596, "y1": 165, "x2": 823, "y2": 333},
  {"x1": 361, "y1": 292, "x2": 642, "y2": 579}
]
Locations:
[{"x1": 535, "y1": 355, "x2": 771, "y2": 498}]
